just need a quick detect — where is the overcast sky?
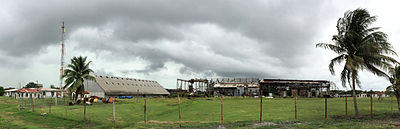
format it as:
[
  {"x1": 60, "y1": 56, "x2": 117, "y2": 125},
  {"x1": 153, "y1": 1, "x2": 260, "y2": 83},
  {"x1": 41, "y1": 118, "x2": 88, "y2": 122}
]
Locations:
[{"x1": 1, "y1": 0, "x2": 399, "y2": 90}]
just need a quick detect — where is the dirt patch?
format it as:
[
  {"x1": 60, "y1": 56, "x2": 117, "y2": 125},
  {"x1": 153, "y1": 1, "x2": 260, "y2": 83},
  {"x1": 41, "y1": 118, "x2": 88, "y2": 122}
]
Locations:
[
  {"x1": 107, "y1": 117, "x2": 122, "y2": 122},
  {"x1": 4, "y1": 112, "x2": 14, "y2": 115},
  {"x1": 330, "y1": 115, "x2": 367, "y2": 120},
  {"x1": 148, "y1": 120, "x2": 175, "y2": 124},
  {"x1": 250, "y1": 122, "x2": 277, "y2": 127},
  {"x1": 137, "y1": 120, "x2": 197, "y2": 124}
]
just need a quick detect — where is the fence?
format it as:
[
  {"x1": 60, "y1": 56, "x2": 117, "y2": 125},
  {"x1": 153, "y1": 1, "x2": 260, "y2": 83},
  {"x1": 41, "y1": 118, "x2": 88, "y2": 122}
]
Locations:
[{"x1": 14, "y1": 95, "x2": 398, "y2": 127}]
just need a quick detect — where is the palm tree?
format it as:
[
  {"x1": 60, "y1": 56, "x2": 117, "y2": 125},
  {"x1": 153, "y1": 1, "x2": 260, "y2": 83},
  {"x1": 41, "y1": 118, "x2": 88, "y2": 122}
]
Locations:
[
  {"x1": 62, "y1": 56, "x2": 95, "y2": 102},
  {"x1": 386, "y1": 65, "x2": 400, "y2": 112},
  {"x1": 316, "y1": 8, "x2": 397, "y2": 117}
]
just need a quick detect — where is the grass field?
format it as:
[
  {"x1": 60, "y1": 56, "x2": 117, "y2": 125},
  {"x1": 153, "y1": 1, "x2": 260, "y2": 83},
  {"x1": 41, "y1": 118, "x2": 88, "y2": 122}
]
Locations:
[{"x1": 1, "y1": 96, "x2": 400, "y2": 128}]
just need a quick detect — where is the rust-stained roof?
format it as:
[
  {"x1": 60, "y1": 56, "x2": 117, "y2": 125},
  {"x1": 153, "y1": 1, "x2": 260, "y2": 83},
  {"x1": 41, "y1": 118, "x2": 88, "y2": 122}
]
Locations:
[{"x1": 214, "y1": 82, "x2": 259, "y2": 88}]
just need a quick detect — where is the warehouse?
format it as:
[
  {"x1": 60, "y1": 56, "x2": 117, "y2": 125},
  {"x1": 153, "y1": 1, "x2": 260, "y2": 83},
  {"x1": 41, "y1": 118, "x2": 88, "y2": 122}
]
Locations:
[
  {"x1": 84, "y1": 75, "x2": 170, "y2": 98},
  {"x1": 259, "y1": 79, "x2": 331, "y2": 97}
]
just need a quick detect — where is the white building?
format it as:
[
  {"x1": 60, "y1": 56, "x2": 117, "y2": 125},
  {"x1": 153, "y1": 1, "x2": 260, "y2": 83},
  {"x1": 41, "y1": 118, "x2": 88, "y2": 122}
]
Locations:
[{"x1": 4, "y1": 89, "x2": 18, "y2": 98}]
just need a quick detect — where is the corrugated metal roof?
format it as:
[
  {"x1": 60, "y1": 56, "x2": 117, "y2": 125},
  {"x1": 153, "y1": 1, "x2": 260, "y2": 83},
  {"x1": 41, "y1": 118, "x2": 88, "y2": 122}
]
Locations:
[
  {"x1": 214, "y1": 82, "x2": 259, "y2": 88},
  {"x1": 94, "y1": 75, "x2": 170, "y2": 95}
]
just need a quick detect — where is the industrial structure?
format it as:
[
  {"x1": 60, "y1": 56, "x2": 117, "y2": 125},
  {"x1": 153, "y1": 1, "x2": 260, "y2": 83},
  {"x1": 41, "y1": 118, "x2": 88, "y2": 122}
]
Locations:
[
  {"x1": 176, "y1": 78, "x2": 210, "y2": 93},
  {"x1": 175, "y1": 78, "x2": 332, "y2": 97},
  {"x1": 60, "y1": 21, "x2": 65, "y2": 90},
  {"x1": 212, "y1": 78, "x2": 259, "y2": 96},
  {"x1": 84, "y1": 75, "x2": 170, "y2": 98},
  {"x1": 259, "y1": 79, "x2": 331, "y2": 97}
]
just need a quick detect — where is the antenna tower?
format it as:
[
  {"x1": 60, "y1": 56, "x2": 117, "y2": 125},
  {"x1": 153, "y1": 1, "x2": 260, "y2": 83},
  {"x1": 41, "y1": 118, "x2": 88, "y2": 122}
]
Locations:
[{"x1": 60, "y1": 22, "x2": 65, "y2": 89}]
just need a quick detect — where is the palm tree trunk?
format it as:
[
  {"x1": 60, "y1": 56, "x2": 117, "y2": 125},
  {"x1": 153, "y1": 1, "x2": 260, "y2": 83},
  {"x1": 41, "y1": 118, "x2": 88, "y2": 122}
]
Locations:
[{"x1": 352, "y1": 75, "x2": 361, "y2": 118}]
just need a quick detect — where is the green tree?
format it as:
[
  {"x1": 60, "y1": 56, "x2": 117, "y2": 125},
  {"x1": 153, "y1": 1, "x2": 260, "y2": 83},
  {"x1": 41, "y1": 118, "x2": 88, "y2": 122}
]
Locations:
[
  {"x1": 386, "y1": 65, "x2": 400, "y2": 112},
  {"x1": 62, "y1": 56, "x2": 95, "y2": 102},
  {"x1": 0, "y1": 86, "x2": 4, "y2": 96},
  {"x1": 24, "y1": 82, "x2": 39, "y2": 88},
  {"x1": 316, "y1": 8, "x2": 397, "y2": 117},
  {"x1": 50, "y1": 85, "x2": 59, "y2": 89}
]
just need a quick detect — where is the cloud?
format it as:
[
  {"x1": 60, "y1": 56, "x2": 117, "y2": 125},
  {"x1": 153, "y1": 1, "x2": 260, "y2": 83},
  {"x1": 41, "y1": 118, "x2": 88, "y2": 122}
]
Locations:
[{"x1": 0, "y1": 0, "x2": 399, "y2": 90}]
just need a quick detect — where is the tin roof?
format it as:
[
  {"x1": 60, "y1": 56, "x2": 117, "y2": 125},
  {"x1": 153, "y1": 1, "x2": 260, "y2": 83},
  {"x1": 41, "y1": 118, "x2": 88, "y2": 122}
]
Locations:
[
  {"x1": 93, "y1": 75, "x2": 169, "y2": 95},
  {"x1": 214, "y1": 82, "x2": 259, "y2": 88},
  {"x1": 16, "y1": 88, "x2": 40, "y2": 93}
]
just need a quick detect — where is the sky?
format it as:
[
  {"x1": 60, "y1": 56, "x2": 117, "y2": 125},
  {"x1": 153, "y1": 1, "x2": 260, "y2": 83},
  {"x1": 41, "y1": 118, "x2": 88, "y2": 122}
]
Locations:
[{"x1": 0, "y1": 0, "x2": 400, "y2": 91}]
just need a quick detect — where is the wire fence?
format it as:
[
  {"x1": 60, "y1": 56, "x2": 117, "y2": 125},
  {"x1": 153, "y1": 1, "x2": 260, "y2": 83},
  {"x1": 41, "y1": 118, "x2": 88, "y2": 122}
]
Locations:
[{"x1": 14, "y1": 95, "x2": 399, "y2": 127}]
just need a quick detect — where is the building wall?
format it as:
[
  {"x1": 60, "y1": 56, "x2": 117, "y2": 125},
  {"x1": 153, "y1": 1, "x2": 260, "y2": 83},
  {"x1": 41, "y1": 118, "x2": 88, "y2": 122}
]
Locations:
[
  {"x1": 84, "y1": 79, "x2": 106, "y2": 98},
  {"x1": 14, "y1": 92, "x2": 63, "y2": 99}
]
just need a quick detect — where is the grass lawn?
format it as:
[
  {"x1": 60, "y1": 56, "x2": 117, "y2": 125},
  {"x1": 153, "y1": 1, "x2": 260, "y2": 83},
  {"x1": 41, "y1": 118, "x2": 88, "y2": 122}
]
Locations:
[{"x1": 0, "y1": 96, "x2": 399, "y2": 128}]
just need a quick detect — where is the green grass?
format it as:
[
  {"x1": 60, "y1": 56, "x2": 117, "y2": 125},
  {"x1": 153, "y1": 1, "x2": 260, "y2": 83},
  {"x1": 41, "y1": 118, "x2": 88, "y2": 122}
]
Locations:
[{"x1": 0, "y1": 96, "x2": 399, "y2": 128}]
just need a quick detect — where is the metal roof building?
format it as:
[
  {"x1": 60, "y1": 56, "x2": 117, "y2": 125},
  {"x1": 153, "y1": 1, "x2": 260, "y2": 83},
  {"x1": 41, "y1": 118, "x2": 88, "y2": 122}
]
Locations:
[{"x1": 84, "y1": 75, "x2": 170, "y2": 98}]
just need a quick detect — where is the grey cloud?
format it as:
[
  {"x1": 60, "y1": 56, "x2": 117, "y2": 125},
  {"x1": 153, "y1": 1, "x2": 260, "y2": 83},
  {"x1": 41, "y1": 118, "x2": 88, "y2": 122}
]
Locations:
[{"x1": 1, "y1": 0, "x2": 341, "y2": 78}]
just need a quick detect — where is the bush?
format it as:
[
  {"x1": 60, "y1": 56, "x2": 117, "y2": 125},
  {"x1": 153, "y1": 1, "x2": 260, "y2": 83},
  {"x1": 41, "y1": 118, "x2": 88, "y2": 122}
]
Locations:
[{"x1": 0, "y1": 86, "x2": 4, "y2": 96}]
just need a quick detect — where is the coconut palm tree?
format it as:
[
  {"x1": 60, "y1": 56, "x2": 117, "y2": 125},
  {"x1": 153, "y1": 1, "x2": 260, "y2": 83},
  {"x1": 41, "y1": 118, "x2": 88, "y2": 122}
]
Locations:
[
  {"x1": 62, "y1": 56, "x2": 95, "y2": 102},
  {"x1": 316, "y1": 8, "x2": 397, "y2": 117},
  {"x1": 386, "y1": 65, "x2": 400, "y2": 112}
]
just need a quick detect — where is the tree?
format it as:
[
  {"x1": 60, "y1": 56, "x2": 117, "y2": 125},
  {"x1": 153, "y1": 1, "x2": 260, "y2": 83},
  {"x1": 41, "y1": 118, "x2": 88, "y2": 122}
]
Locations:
[
  {"x1": 62, "y1": 56, "x2": 95, "y2": 102},
  {"x1": 24, "y1": 82, "x2": 39, "y2": 88},
  {"x1": 0, "y1": 86, "x2": 4, "y2": 96},
  {"x1": 316, "y1": 8, "x2": 397, "y2": 117},
  {"x1": 50, "y1": 85, "x2": 59, "y2": 89},
  {"x1": 386, "y1": 65, "x2": 400, "y2": 112}
]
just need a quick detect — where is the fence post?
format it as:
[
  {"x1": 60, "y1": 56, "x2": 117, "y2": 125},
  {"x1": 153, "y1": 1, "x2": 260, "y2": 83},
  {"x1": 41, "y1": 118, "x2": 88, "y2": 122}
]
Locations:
[
  {"x1": 178, "y1": 92, "x2": 181, "y2": 125},
  {"x1": 259, "y1": 90, "x2": 262, "y2": 123},
  {"x1": 49, "y1": 96, "x2": 51, "y2": 113},
  {"x1": 345, "y1": 96, "x2": 348, "y2": 119},
  {"x1": 55, "y1": 94, "x2": 58, "y2": 106},
  {"x1": 144, "y1": 98, "x2": 147, "y2": 124},
  {"x1": 42, "y1": 95, "x2": 45, "y2": 113},
  {"x1": 18, "y1": 97, "x2": 20, "y2": 111},
  {"x1": 325, "y1": 96, "x2": 327, "y2": 120},
  {"x1": 31, "y1": 93, "x2": 34, "y2": 112},
  {"x1": 370, "y1": 95, "x2": 373, "y2": 118},
  {"x1": 64, "y1": 92, "x2": 68, "y2": 117},
  {"x1": 294, "y1": 96, "x2": 297, "y2": 121},
  {"x1": 113, "y1": 98, "x2": 116, "y2": 122},
  {"x1": 84, "y1": 96, "x2": 87, "y2": 120},
  {"x1": 220, "y1": 95, "x2": 223, "y2": 126}
]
